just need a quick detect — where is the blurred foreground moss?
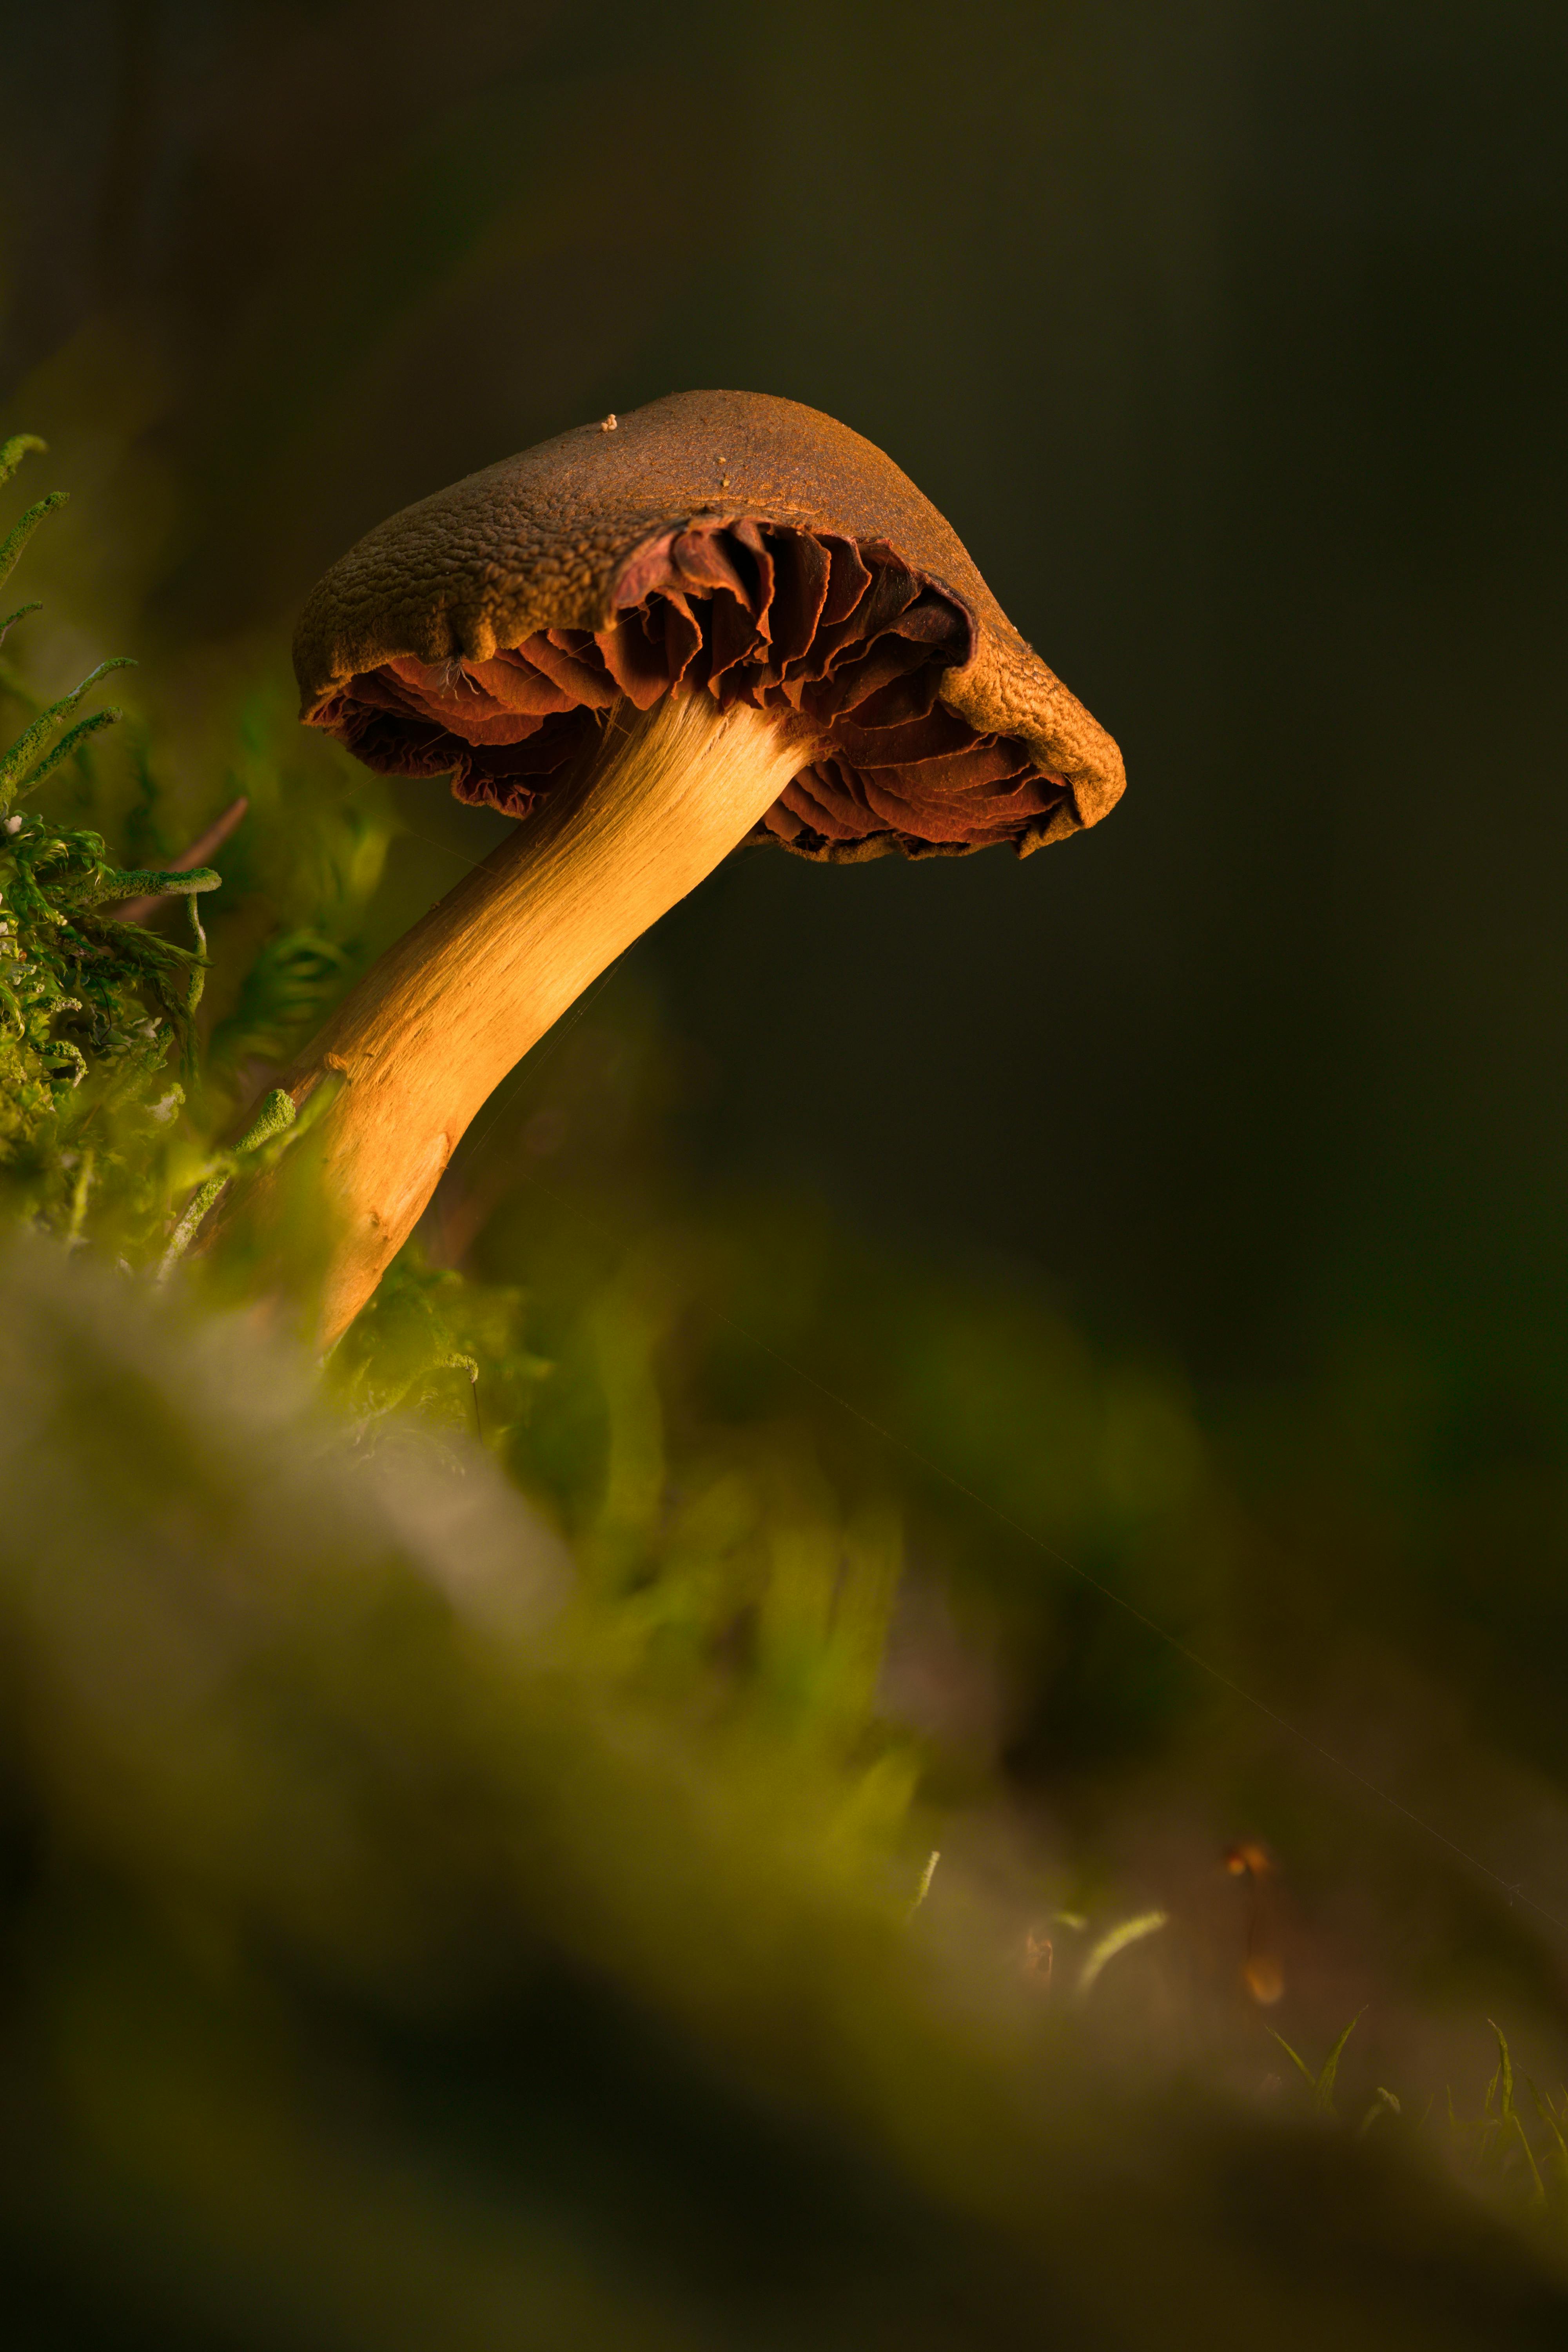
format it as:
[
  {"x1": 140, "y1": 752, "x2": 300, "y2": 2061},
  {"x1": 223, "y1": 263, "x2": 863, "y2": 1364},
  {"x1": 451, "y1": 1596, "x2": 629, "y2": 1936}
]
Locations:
[{"x1": 4, "y1": 1234, "x2": 1567, "y2": 2350}]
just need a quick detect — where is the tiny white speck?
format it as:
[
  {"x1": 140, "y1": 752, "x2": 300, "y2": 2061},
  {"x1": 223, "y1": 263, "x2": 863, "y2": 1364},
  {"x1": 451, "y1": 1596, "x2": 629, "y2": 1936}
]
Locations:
[{"x1": 600, "y1": 413, "x2": 618, "y2": 432}]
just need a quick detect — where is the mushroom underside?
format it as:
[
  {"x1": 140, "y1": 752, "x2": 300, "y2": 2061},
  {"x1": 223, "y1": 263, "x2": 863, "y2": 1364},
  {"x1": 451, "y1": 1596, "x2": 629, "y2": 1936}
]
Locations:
[{"x1": 308, "y1": 520, "x2": 1073, "y2": 861}]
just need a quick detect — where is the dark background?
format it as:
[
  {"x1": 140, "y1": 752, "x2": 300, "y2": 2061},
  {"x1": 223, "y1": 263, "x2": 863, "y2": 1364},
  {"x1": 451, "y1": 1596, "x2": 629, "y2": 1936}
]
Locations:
[{"x1": 5, "y1": 0, "x2": 1566, "y2": 1394}]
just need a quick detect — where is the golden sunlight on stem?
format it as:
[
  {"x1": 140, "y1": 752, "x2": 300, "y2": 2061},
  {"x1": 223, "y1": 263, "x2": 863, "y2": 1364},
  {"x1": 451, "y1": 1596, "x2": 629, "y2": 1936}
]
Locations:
[{"x1": 205, "y1": 691, "x2": 808, "y2": 1347}]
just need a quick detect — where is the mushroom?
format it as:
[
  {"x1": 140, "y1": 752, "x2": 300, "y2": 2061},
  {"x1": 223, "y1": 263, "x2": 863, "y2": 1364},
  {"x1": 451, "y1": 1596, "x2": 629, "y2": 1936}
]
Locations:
[{"x1": 215, "y1": 390, "x2": 1125, "y2": 1343}]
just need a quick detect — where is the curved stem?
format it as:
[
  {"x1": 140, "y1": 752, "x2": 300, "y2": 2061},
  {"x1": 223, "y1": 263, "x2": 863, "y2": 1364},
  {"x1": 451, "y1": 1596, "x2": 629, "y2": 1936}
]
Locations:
[{"x1": 206, "y1": 691, "x2": 804, "y2": 1347}]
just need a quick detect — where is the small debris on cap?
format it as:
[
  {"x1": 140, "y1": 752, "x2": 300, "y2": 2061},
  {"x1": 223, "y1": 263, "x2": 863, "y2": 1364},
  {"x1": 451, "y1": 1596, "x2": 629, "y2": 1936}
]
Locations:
[{"x1": 599, "y1": 414, "x2": 618, "y2": 432}]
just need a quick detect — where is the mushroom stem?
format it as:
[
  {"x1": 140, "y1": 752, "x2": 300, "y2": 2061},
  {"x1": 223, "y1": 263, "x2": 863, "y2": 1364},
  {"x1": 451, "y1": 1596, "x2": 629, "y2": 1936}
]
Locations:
[{"x1": 207, "y1": 690, "x2": 806, "y2": 1346}]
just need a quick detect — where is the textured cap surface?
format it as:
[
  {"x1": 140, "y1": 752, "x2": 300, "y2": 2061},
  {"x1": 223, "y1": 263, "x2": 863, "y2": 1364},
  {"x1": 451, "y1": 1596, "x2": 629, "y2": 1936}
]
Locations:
[{"x1": 296, "y1": 390, "x2": 1125, "y2": 860}]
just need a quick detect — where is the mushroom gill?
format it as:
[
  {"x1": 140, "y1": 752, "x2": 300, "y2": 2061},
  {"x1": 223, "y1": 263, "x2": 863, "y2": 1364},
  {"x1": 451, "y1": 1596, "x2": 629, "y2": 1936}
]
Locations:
[{"x1": 311, "y1": 520, "x2": 1072, "y2": 862}]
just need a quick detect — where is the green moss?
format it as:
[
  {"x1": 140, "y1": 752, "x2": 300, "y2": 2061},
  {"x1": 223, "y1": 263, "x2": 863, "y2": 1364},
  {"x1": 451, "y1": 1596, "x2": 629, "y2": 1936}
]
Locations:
[{"x1": 0, "y1": 439, "x2": 215, "y2": 1234}]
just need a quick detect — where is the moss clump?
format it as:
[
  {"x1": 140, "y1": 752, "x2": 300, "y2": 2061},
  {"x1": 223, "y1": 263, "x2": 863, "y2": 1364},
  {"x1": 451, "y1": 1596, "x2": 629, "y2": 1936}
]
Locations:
[{"x1": 0, "y1": 435, "x2": 216, "y2": 1232}]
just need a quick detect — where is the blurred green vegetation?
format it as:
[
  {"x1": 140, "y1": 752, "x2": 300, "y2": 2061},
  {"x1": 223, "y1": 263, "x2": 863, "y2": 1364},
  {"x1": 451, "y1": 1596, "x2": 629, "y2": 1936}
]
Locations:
[{"x1": 13, "y1": 1236, "x2": 1568, "y2": 2349}]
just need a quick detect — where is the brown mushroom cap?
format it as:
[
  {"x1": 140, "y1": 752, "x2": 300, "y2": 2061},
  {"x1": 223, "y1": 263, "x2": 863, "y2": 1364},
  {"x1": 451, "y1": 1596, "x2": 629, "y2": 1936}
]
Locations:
[{"x1": 295, "y1": 390, "x2": 1125, "y2": 862}]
